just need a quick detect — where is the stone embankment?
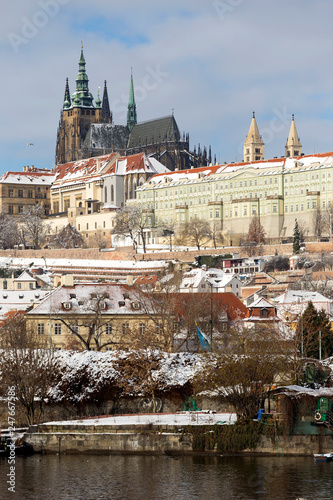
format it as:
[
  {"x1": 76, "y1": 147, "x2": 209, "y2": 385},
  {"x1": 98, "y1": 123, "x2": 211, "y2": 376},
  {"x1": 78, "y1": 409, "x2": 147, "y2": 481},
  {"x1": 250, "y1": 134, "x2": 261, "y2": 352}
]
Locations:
[{"x1": 25, "y1": 413, "x2": 333, "y2": 456}]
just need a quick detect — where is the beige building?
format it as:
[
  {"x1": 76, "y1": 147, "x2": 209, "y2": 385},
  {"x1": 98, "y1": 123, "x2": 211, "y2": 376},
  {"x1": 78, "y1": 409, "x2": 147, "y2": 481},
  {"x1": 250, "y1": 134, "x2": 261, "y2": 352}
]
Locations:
[
  {"x1": 49, "y1": 152, "x2": 169, "y2": 241},
  {"x1": 0, "y1": 166, "x2": 55, "y2": 216},
  {"x1": 25, "y1": 282, "x2": 175, "y2": 351}
]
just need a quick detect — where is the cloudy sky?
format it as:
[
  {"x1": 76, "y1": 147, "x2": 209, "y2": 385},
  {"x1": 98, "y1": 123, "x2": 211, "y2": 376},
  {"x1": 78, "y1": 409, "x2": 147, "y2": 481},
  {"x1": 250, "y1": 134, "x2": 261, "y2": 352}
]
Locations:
[{"x1": 1, "y1": 0, "x2": 333, "y2": 175}]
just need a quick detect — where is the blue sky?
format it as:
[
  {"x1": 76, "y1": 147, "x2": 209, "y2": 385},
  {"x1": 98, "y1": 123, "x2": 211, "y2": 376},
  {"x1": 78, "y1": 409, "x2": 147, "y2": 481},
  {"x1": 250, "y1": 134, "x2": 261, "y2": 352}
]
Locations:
[{"x1": 1, "y1": 0, "x2": 333, "y2": 174}]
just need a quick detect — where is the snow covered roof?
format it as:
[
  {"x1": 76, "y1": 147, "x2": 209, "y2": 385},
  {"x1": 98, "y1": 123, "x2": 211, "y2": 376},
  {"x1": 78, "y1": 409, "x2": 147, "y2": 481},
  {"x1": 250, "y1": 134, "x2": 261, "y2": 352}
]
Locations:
[
  {"x1": 14, "y1": 271, "x2": 36, "y2": 282},
  {"x1": 0, "y1": 289, "x2": 50, "y2": 320},
  {"x1": 0, "y1": 171, "x2": 55, "y2": 185},
  {"x1": 249, "y1": 297, "x2": 274, "y2": 309},
  {"x1": 53, "y1": 153, "x2": 117, "y2": 188},
  {"x1": 273, "y1": 385, "x2": 333, "y2": 398},
  {"x1": 275, "y1": 289, "x2": 332, "y2": 304},
  {"x1": 138, "y1": 151, "x2": 333, "y2": 189},
  {"x1": 27, "y1": 283, "x2": 156, "y2": 316}
]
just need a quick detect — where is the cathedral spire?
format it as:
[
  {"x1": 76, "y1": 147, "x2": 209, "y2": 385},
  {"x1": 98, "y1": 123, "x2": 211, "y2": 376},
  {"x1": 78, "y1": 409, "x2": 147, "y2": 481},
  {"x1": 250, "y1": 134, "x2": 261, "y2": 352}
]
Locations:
[
  {"x1": 63, "y1": 77, "x2": 71, "y2": 109},
  {"x1": 285, "y1": 114, "x2": 302, "y2": 157},
  {"x1": 101, "y1": 80, "x2": 112, "y2": 123},
  {"x1": 127, "y1": 69, "x2": 137, "y2": 132},
  {"x1": 71, "y1": 42, "x2": 94, "y2": 108}
]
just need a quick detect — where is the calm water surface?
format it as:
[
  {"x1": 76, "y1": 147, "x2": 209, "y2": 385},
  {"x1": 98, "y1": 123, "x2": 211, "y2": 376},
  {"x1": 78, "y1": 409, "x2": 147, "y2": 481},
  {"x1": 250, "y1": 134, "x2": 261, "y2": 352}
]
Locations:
[{"x1": 0, "y1": 454, "x2": 332, "y2": 500}]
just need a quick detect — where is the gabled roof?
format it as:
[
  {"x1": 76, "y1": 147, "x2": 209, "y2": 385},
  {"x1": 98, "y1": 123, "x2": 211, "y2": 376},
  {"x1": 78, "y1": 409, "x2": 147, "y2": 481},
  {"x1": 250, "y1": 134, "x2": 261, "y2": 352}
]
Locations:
[
  {"x1": 104, "y1": 153, "x2": 169, "y2": 176},
  {"x1": 275, "y1": 289, "x2": 332, "y2": 304},
  {"x1": 249, "y1": 297, "x2": 274, "y2": 309},
  {"x1": 53, "y1": 153, "x2": 118, "y2": 187},
  {"x1": 14, "y1": 271, "x2": 36, "y2": 282},
  {"x1": 128, "y1": 115, "x2": 181, "y2": 149}
]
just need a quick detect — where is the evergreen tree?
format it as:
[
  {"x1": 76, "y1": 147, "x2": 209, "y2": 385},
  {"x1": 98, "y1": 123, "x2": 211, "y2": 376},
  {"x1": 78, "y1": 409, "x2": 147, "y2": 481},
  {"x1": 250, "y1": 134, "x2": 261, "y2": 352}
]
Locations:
[
  {"x1": 296, "y1": 301, "x2": 333, "y2": 359},
  {"x1": 293, "y1": 219, "x2": 301, "y2": 254}
]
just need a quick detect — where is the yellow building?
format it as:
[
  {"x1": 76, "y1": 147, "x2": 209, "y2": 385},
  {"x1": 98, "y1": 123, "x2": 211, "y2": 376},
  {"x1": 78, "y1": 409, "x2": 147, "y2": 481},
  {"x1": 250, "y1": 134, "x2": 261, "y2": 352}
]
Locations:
[
  {"x1": 0, "y1": 166, "x2": 54, "y2": 216},
  {"x1": 25, "y1": 282, "x2": 175, "y2": 351}
]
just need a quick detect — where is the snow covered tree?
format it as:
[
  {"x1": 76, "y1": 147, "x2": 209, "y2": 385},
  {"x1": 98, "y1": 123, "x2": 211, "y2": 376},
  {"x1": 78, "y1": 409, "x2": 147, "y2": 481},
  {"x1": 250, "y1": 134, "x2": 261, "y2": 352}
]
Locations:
[
  {"x1": 0, "y1": 211, "x2": 19, "y2": 249},
  {"x1": 296, "y1": 301, "x2": 333, "y2": 359},
  {"x1": 52, "y1": 223, "x2": 84, "y2": 249},
  {"x1": 114, "y1": 350, "x2": 163, "y2": 413},
  {"x1": 19, "y1": 204, "x2": 50, "y2": 249},
  {"x1": 293, "y1": 219, "x2": 301, "y2": 254},
  {"x1": 113, "y1": 204, "x2": 151, "y2": 253},
  {"x1": 0, "y1": 327, "x2": 59, "y2": 425}
]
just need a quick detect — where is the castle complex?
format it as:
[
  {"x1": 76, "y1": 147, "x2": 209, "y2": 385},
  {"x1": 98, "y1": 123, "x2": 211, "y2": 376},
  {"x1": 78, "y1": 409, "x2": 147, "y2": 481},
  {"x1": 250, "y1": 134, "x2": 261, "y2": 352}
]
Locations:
[
  {"x1": 1, "y1": 46, "x2": 332, "y2": 246},
  {"x1": 55, "y1": 46, "x2": 211, "y2": 171}
]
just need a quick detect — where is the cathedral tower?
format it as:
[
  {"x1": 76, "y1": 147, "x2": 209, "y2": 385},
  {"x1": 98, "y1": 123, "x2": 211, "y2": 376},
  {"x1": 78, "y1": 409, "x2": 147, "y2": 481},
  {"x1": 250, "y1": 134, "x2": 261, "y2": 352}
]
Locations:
[
  {"x1": 55, "y1": 44, "x2": 104, "y2": 164},
  {"x1": 285, "y1": 114, "x2": 302, "y2": 157},
  {"x1": 243, "y1": 112, "x2": 265, "y2": 162}
]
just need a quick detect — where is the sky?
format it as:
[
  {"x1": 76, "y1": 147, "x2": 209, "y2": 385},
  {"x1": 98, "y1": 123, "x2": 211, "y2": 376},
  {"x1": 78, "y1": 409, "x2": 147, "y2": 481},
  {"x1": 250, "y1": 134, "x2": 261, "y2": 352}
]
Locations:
[{"x1": 1, "y1": 0, "x2": 333, "y2": 175}]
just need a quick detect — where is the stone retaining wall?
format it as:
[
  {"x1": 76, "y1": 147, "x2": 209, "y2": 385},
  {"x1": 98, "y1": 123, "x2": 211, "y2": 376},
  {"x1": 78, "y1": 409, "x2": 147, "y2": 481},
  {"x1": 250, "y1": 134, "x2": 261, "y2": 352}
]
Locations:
[{"x1": 25, "y1": 429, "x2": 333, "y2": 456}]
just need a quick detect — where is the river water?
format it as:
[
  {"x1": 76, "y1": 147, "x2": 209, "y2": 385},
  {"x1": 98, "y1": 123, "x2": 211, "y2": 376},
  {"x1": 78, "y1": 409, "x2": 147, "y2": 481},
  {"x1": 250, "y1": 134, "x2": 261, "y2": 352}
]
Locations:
[{"x1": 0, "y1": 454, "x2": 332, "y2": 499}]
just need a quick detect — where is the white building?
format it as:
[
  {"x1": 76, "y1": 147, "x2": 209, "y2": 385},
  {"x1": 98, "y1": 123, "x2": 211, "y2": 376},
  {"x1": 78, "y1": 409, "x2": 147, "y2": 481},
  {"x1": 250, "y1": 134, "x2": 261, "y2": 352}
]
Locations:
[{"x1": 179, "y1": 267, "x2": 243, "y2": 297}]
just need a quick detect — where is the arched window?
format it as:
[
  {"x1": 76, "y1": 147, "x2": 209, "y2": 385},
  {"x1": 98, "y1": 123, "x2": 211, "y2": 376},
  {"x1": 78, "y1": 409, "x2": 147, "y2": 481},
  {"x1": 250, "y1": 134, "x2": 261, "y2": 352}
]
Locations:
[
  {"x1": 3, "y1": 280, "x2": 7, "y2": 290},
  {"x1": 132, "y1": 180, "x2": 137, "y2": 199},
  {"x1": 111, "y1": 185, "x2": 114, "y2": 203},
  {"x1": 104, "y1": 186, "x2": 107, "y2": 203}
]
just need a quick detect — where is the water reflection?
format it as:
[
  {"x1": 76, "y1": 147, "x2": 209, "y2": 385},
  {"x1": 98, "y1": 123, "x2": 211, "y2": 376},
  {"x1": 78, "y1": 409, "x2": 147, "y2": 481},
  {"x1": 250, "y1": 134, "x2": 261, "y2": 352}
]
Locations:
[{"x1": 0, "y1": 454, "x2": 331, "y2": 500}]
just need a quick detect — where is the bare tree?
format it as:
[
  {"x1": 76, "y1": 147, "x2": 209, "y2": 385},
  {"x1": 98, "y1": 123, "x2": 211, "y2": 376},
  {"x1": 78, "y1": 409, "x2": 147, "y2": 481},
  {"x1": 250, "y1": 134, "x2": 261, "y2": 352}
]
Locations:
[
  {"x1": 52, "y1": 223, "x2": 84, "y2": 249},
  {"x1": 113, "y1": 204, "x2": 151, "y2": 253},
  {"x1": 54, "y1": 292, "x2": 116, "y2": 351},
  {"x1": 88, "y1": 229, "x2": 110, "y2": 249},
  {"x1": 19, "y1": 204, "x2": 50, "y2": 249},
  {"x1": 207, "y1": 222, "x2": 224, "y2": 249},
  {"x1": 243, "y1": 216, "x2": 266, "y2": 256},
  {"x1": 178, "y1": 220, "x2": 211, "y2": 250},
  {"x1": 194, "y1": 325, "x2": 290, "y2": 420}
]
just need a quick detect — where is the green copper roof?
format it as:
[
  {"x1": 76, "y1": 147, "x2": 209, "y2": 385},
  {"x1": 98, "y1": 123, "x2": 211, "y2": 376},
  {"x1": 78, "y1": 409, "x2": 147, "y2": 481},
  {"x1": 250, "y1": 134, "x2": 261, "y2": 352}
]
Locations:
[
  {"x1": 127, "y1": 71, "x2": 137, "y2": 132},
  {"x1": 71, "y1": 44, "x2": 95, "y2": 108}
]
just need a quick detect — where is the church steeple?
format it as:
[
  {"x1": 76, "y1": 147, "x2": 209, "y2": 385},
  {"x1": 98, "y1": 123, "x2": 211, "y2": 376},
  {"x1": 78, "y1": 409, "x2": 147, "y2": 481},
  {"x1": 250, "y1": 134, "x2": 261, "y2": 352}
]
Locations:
[
  {"x1": 243, "y1": 112, "x2": 265, "y2": 162},
  {"x1": 63, "y1": 77, "x2": 71, "y2": 109},
  {"x1": 101, "y1": 80, "x2": 112, "y2": 123},
  {"x1": 285, "y1": 114, "x2": 302, "y2": 157},
  {"x1": 127, "y1": 70, "x2": 137, "y2": 132},
  {"x1": 71, "y1": 43, "x2": 94, "y2": 108}
]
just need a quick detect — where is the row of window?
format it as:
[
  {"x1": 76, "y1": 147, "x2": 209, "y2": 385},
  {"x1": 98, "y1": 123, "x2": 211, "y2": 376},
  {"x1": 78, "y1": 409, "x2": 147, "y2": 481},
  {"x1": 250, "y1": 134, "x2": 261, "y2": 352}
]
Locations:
[{"x1": 37, "y1": 322, "x2": 149, "y2": 335}]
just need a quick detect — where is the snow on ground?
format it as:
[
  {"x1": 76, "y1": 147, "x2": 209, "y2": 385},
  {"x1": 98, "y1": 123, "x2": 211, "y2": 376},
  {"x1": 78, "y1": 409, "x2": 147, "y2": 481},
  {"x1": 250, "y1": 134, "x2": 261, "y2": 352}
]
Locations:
[
  {"x1": 45, "y1": 412, "x2": 237, "y2": 427},
  {"x1": 0, "y1": 256, "x2": 168, "y2": 270}
]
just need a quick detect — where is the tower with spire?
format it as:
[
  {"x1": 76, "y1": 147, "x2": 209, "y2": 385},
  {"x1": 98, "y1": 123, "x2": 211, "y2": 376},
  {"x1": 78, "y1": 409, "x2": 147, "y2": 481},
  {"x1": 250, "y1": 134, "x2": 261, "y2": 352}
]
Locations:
[
  {"x1": 101, "y1": 80, "x2": 112, "y2": 124},
  {"x1": 285, "y1": 114, "x2": 302, "y2": 157},
  {"x1": 55, "y1": 43, "x2": 104, "y2": 164},
  {"x1": 127, "y1": 71, "x2": 137, "y2": 132},
  {"x1": 243, "y1": 112, "x2": 265, "y2": 162}
]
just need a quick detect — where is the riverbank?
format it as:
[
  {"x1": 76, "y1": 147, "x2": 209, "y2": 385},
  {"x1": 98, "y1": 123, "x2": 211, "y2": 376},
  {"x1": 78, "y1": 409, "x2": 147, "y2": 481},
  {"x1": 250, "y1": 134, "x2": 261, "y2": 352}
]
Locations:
[{"x1": 24, "y1": 412, "x2": 333, "y2": 456}]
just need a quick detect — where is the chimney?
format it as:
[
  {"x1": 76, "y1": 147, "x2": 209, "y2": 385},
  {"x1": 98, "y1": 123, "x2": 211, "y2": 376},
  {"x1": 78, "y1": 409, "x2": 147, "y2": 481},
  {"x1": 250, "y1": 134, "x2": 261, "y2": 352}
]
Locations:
[
  {"x1": 127, "y1": 275, "x2": 134, "y2": 286},
  {"x1": 96, "y1": 158, "x2": 101, "y2": 169}
]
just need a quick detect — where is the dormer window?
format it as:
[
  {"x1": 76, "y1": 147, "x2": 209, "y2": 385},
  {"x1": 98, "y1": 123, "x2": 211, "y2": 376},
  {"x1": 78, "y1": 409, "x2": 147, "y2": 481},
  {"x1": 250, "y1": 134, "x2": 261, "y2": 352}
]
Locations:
[{"x1": 62, "y1": 302, "x2": 72, "y2": 310}]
